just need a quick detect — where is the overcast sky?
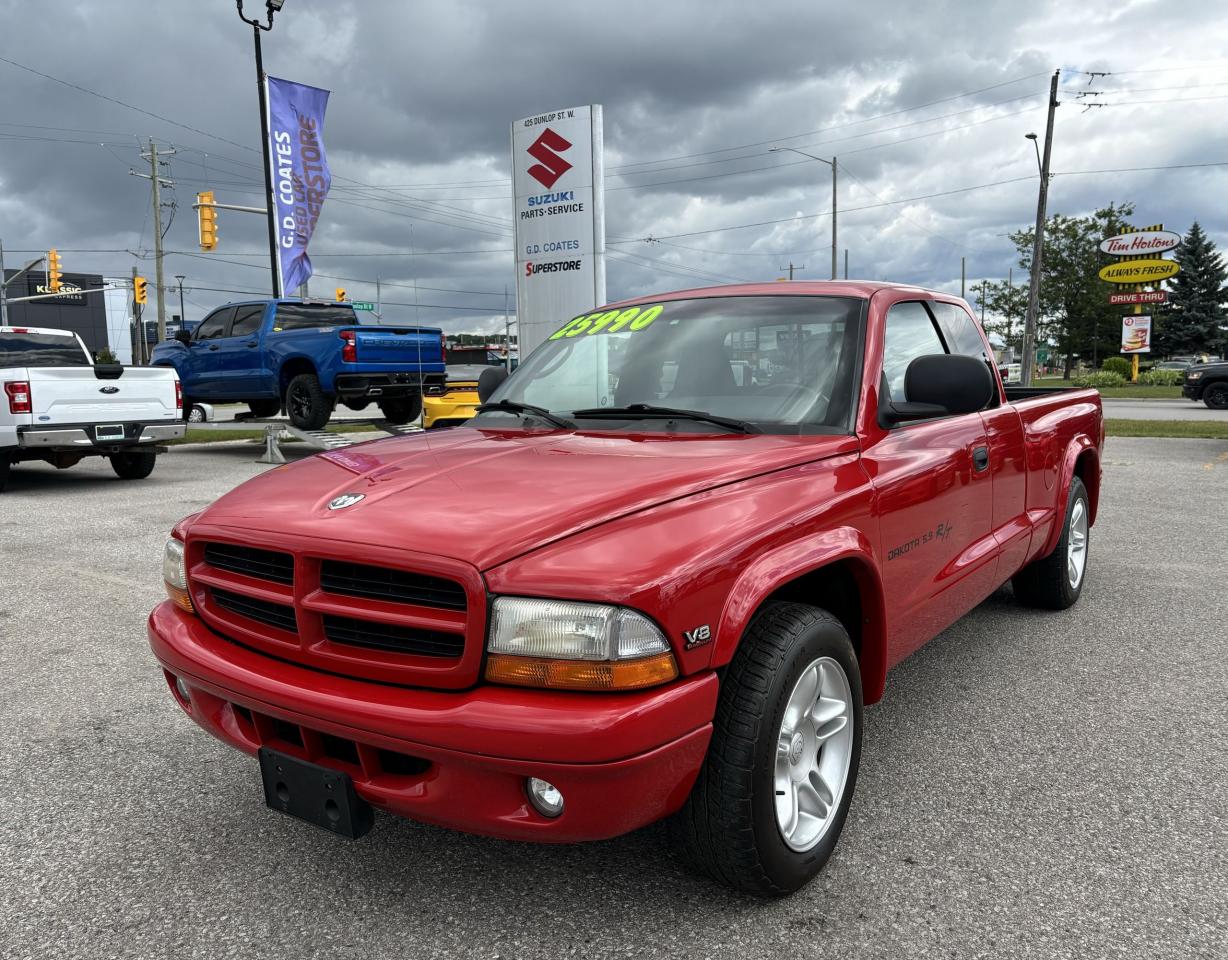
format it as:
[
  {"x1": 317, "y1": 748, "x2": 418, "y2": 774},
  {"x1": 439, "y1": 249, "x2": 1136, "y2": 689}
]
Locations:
[{"x1": 1, "y1": 0, "x2": 1226, "y2": 335}]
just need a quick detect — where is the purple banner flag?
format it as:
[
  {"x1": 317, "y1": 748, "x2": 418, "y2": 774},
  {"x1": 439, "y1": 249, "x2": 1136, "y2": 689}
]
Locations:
[{"x1": 265, "y1": 75, "x2": 331, "y2": 292}]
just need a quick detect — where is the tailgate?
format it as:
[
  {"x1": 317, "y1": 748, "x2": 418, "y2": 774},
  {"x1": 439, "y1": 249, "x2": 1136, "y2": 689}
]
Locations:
[
  {"x1": 352, "y1": 327, "x2": 442, "y2": 366},
  {"x1": 26, "y1": 368, "x2": 179, "y2": 425}
]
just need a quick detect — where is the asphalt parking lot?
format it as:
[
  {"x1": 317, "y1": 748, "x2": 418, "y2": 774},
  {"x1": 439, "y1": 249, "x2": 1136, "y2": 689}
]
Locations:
[{"x1": 2, "y1": 436, "x2": 1226, "y2": 960}]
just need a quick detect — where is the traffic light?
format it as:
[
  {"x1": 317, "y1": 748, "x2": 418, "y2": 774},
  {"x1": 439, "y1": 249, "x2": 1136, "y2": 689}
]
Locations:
[
  {"x1": 197, "y1": 191, "x2": 217, "y2": 251},
  {"x1": 134, "y1": 276, "x2": 148, "y2": 305},
  {"x1": 335, "y1": 287, "x2": 346, "y2": 302},
  {"x1": 47, "y1": 248, "x2": 62, "y2": 293}
]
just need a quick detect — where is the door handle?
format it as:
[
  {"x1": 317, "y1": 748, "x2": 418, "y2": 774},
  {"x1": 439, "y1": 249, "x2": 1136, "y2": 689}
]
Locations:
[
  {"x1": 972, "y1": 445, "x2": 990, "y2": 472},
  {"x1": 208, "y1": 344, "x2": 219, "y2": 351},
  {"x1": 246, "y1": 341, "x2": 258, "y2": 348}
]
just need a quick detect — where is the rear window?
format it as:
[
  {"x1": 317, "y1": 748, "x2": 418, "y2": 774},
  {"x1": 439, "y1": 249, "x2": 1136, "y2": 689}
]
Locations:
[
  {"x1": 273, "y1": 303, "x2": 358, "y2": 330},
  {"x1": 0, "y1": 332, "x2": 89, "y2": 367}
]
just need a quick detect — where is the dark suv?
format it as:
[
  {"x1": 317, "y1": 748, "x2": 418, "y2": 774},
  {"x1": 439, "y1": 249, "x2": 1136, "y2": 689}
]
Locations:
[{"x1": 1183, "y1": 361, "x2": 1228, "y2": 408}]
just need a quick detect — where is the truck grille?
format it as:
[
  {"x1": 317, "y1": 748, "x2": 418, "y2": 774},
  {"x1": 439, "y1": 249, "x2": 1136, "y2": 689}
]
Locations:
[
  {"x1": 213, "y1": 588, "x2": 298, "y2": 634},
  {"x1": 322, "y1": 615, "x2": 464, "y2": 657},
  {"x1": 204, "y1": 543, "x2": 294, "y2": 585},
  {"x1": 320, "y1": 560, "x2": 467, "y2": 610},
  {"x1": 189, "y1": 536, "x2": 483, "y2": 688}
]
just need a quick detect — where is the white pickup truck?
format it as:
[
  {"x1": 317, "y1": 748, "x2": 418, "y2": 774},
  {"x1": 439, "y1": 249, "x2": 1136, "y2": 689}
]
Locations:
[{"x1": 1, "y1": 325, "x2": 185, "y2": 492}]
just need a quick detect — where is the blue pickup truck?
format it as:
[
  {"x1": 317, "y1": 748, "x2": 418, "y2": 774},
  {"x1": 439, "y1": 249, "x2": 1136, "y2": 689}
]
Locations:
[{"x1": 150, "y1": 300, "x2": 445, "y2": 430}]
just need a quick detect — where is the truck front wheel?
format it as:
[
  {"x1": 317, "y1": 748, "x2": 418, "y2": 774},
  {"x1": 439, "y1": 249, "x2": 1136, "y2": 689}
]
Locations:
[
  {"x1": 248, "y1": 399, "x2": 281, "y2": 419},
  {"x1": 285, "y1": 374, "x2": 334, "y2": 430},
  {"x1": 1203, "y1": 382, "x2": 1228, "y2": 409},
  {"x1": 672, "y1": 602, "x2": 863, "y2": 896},
  {"x1": 378, "y1": 394, "x2": 422, "y2": 425},
  {"x1": 109, "y1": 450, "x2": 157, "y2": 480}
]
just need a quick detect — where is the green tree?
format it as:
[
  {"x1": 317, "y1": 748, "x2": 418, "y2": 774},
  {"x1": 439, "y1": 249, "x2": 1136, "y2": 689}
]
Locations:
[
  {"x1": 977, "y1": 279, "x2": 1027, "y2": 348},
  {"x1": 1009, "y1": 202, "x2": 1135, "y2": 377},
  {"x1": 1155, "y1": 222, "x2": 1227, "y2": 357}
]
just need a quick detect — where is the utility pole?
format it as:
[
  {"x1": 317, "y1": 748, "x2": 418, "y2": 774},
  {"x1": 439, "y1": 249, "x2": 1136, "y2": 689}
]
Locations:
[
  {"x1": 132, "y1": 139, "x2": 176, "y2": 343},
  {"x1": 830, "y1": 157, "x2": 837, "y2": 281},
  {"x1": 175, "y1": 275, "x2": 186, "y2": 327},
  {"x1": 1022, "y1": 70, "x2": 1060, "y2": 387},
  {"x1": 131, "y1": 265, "x2": 143, "y2": 365},
  {"x1": 844, "y1": 248, "x2": 848, "y2": 280},
  {"x1": 961, "y1": 257, "x2": 966, "y2": 299},
  {"x1": 375, "y1": 275, "x2": 382, "y2": 324},
  {"x1": 504, "y1": 285, "x2": 513, "y2": 371},
  {"x1": 778, "y1": 262, "x2": 804, "y2": 281},
  {"x1": 0, "y1": 239, "x2": 7, "y2": 326}
]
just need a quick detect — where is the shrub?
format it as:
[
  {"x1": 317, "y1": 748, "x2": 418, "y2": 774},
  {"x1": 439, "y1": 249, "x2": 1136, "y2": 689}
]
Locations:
[
  {"x1": 1072, "y1": 371, "x2": 1126, "y2": 388},
  {"x1": 95, "y1": 347, "x2": 118, "y2": 364},
  {"x1": 1139, "y1": 368, "x2": 1184, "y2": 386},
  {"x1": 1101, "y1": 357, "x2": 1131, "y2": 377}
]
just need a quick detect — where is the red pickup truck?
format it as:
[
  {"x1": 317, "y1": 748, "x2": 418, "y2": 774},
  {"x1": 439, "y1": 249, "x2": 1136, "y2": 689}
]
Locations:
[{"x1": 149, "y1": 282, "x2": 1103, "y2": 895}]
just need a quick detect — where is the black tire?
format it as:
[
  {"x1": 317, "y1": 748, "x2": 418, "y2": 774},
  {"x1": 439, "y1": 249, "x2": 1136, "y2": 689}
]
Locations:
[
  {"x1": 284, "y1": 373, "x2": 334, "y2": 431},
  {"x1": 1012, "y1": 476, "x2": 1089, "y2": 610},
  {"x1": 671, "y1": 602, "x2": 863, "y2": 896},
  {"x1": 109, "y1": 450, "x2": 157, "y2": 480},
  {"x1": 0, "y1": 457, "x2": 10, "y2": 492},
  {"x1": 1203, "y1": 381, "x2": 1228, "y2": 409},
  {"x1": 181, "y1": 397, "x2": 194, "y2": 422},
  {"x1": 248, "y1": 399, "x2": 281, "y2": 419},
  {"x1": 344, "y1": 400, "x2": 370, "y2": 412},
  {"x1": 378, "y1": 393, "x2": 422, "y2": 425}
]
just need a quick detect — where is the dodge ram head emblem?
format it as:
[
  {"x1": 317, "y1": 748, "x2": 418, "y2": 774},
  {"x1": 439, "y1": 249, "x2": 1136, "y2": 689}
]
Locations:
[{"x1": 327, "y1": 493, "x2": 365, "y2": 510}]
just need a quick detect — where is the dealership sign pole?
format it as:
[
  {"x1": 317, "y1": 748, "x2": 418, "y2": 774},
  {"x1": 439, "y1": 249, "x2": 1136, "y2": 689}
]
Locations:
[
  {"x1": 1098, "y1": 225, "x2": 1180, "y2": 382},
  {"x1": 512, "y1": 105, "x2": 606, "y2": 356}
]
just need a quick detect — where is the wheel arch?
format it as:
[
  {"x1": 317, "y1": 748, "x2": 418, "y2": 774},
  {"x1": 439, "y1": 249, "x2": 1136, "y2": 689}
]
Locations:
[
  {"x1": 1040, "y1": 436, "x2": 1099, "y2": 557},
  {"x1": 277, "y1": 356, "x2": 319, "y2": 394},
  {"x1": 711, "y1": 527, "x2": 888, "y2": 705}
]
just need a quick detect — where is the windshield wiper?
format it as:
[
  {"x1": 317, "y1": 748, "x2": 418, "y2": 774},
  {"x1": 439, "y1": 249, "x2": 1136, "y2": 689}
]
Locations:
[
  {"x1": 475, "y1": 399, "x2": 576, "y2": 430},
  {"x1": 569, "y1": 403, "x2": 758, "y2": 434}
]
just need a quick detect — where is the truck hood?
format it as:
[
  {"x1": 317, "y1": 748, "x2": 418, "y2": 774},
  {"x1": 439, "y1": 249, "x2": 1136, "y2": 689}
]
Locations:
[{"x1": 197, "y1": 426, "x2": 857, "y2": 570}]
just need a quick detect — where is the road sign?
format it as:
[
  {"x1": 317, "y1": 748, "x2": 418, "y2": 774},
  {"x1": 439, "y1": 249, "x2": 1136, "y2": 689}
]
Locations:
[
  {"x1": 1109, "y1": 291, "x2": 1167, "y2": 306},
  {"x1": 1098, "y1": 259, "x2": 1180, "y2": 284},
  {"x1": 351, "y1": 301, "x2": 375, "y2": 311}
]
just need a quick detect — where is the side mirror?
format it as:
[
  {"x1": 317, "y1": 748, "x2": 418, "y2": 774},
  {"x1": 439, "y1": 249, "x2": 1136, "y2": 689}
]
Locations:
[
  {"x1": 174, "y1": 330, "x2": 192, "y2": 345},
  {"x1": 477, "y1": 365, "x2": 509, "y2": 403},
  {"x1": 880, "y1": 354, "x2": 994, "y2": 426}
]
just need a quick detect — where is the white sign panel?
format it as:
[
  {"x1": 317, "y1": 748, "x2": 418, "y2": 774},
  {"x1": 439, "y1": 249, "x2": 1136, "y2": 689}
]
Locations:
[
  {"x1": 512, "y1": 105, "x2": 605, "y2": 356},
  {"x1": 1121, "y1": 314, "x2": 1152, "y2": 354},
  {"x1": 1099, "y1": 230, "x2": 1180, "y2": 256}
]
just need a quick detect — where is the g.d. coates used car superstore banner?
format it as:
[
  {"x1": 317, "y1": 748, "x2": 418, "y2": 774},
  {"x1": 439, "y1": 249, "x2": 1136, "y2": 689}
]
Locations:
[{"x1": 265, "y1": 75, "x2": 332, "y2": 293}]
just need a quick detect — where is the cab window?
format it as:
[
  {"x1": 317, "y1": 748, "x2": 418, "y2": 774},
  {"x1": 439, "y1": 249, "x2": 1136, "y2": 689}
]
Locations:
[
  {"x1": 195, "y1": 307, "x2": 233, "y2": 341},
  {"x1": 230, "y1": 305, "x2": 265, "y2": 338},
  {"x1": 882, "y1": 301, "x2": 946, "y2": 401},
  {"x1": 930, "y1": 301, "x2": 989, "y2": 360}
]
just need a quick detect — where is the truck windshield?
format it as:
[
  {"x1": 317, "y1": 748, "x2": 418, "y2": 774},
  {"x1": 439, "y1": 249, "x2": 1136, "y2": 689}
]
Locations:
[
  {"x1": 483, "y1": 295, "x2": 863, "y2": 433},
  {"x1": 0, "y1": 332, "x2": 89, "y2": 367}
]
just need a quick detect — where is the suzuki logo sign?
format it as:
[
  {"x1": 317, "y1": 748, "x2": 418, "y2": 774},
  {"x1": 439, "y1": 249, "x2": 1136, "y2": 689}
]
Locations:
[{"x1": 527, "y1": 128, "x2": 573, "y2": 188}]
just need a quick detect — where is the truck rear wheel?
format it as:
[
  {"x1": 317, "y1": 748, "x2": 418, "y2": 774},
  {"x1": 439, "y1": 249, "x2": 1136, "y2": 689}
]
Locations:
[
  {"x1": 1012, "y1": 476, "x2": 1089, "y2": 609},
  {"x1": 285, "y1": 373, "x2": 334, "y2": 431},
  {"x1": 1203, "y1": 382, "x2": 1228, "y2": 409},
  {"x1": 248, "y1": 399, "x2": 281, "y2": 419},
  {"x1": 0, "y1": 457, "x2": 10, "y2": 492},
  {"x1": 378, "y1": 394, "x2": 422, "y2": 425},
  {"x1": 671, "y1": 602, "x2": 862, "y2": 896},
  {"x1": 109, "y1": 450, "x2": 157, "y2": 480}
]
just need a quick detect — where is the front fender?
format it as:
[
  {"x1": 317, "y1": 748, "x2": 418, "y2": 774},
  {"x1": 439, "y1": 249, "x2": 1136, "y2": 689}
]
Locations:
[{"x1": 710, "y1": 526, "x2": 888, "y2": 704}]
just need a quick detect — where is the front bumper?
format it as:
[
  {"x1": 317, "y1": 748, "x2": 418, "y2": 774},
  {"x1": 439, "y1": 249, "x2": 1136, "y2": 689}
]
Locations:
[
  {"x1": 148, "y1": 601, "x2": 716, "y2": 842},
  {"x1": 334, "y1": 371, "x2": 446, "y2": 400},
  {"x1": 17, "y1": 421, "x2": 184, "y2": 450},
  {"x1": 1182, "y1": 382, "x2": 1202, "y2": 400}
]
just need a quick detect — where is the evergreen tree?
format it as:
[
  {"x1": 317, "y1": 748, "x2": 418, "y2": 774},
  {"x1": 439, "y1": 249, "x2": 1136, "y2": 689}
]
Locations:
[{"x1": 1156, "y1": 222, "x2": 1228, "y2": 357}]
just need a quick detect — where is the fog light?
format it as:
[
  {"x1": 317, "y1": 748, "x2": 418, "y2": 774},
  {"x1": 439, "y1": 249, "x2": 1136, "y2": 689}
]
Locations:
[
  {"x1": 526, "y1": 777, "x2": 564, "y2": 818},
  {"x1": 175, "y1": 676, "x2": 191, "y2": 702}
]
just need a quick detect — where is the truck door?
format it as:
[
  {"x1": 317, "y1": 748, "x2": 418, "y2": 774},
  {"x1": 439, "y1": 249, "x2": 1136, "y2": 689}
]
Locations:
[
  {"x1": 929, "y1": 301, "x2": 1031, "y2": 581},
  {"x1": 215, "y1": 303, "x2": 266, "y2": 395},
  {"x1": 863, "y1": 300, "x2": 997, "y2": 663},
  {"x1": 184, "y1": 306, "x2": 234, "y2": 396}
]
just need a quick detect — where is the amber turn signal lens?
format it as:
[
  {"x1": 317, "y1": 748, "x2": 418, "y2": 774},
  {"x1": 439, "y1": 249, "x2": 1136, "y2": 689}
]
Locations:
[
  {"x1": 485, "y1": 652, "x2": 679, "y2": 691},
  {"x1": 166, "y1": 583, "x2": 194, "y2": 614}
]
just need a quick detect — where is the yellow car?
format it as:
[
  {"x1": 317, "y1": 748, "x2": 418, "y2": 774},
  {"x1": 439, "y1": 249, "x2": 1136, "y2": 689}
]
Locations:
[{"x1": 422, "y1": 364, "x2": 486, "y2": 429}]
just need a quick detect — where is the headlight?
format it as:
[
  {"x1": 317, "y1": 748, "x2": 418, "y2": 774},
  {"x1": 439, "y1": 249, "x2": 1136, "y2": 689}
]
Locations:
[
  {"x1": 1187, "y1": 371, "x2": 1202, "y2": 380},
  {"x1": 163, "y1": 537, "x2": 194, "y2": 613},
  {"x1": 485, "y1": 597, "x2": 678, "y2": 691}
]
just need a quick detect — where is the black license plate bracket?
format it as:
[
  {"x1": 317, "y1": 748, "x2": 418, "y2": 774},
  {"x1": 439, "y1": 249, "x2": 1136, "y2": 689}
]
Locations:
[{"x1": 258, "y1": 747, "x2": 374, "y2": 839}]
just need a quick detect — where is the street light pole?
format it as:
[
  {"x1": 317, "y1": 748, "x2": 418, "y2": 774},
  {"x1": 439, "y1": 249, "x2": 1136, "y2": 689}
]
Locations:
[
  {"x1": 1021, "y1": 70, "x2": 1060, "y2": 387},
  {"x1": 175, "y1": 275, "x2": 186, "y2": 327},
  {"x1": 770, "y1": 146, "x2": 837, "y2": 279},
  {"x1": 236, "y1": 0, "x2": 285, "y2": 299}
]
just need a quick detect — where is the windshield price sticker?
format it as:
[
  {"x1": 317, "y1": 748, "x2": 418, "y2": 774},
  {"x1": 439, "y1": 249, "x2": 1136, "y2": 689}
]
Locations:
[{"x1": 550, "y1": 304, "x2": 664, "y2": 340}]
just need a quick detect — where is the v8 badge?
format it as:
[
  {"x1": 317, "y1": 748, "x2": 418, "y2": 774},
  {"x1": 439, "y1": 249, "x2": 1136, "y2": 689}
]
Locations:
[{"x1": 683, "y1": 624, "x2": 711, "y2": 650}]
